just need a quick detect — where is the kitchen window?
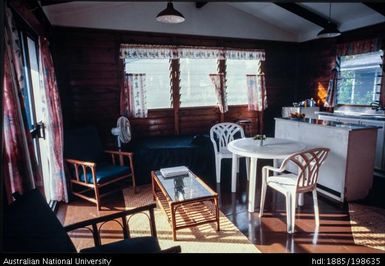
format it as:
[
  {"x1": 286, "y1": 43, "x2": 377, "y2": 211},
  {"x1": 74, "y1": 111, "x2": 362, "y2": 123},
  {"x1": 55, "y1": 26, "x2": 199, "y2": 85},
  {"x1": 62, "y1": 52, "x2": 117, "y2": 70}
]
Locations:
[{"x1": 336, "y1": 50, "x2": 383, "y2": 105}]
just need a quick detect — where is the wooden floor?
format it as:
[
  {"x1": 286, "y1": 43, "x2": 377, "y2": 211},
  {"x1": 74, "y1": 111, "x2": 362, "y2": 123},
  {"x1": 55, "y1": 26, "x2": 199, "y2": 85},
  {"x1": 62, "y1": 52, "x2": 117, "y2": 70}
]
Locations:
[{"x1": 57, "y1": 172, "x2": 384, "y2": 253}]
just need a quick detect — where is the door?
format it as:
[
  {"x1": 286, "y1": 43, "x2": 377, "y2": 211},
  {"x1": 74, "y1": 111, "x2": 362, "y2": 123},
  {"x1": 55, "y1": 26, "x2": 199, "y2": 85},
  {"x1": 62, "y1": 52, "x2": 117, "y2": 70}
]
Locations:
[{"x1": 19, "y1": 32, "x2": 51, "y2": 202}]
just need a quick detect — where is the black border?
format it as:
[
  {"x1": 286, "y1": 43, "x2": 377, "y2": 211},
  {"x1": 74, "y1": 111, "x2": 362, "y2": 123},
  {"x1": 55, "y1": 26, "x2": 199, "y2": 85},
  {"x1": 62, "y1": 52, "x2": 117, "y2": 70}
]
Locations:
[
  {"x1": 1, "y1": 0, "x2": 6, "y2": 255},
  {"x1": 1, "y1": 253, "x2": 385, "y2": 265}
]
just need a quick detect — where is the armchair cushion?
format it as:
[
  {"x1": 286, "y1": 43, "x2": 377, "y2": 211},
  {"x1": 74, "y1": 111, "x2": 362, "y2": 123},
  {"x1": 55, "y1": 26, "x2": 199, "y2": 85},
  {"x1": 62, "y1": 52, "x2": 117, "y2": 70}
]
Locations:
[
  {"x1": 80, "y1": 237, "x2": 161, "y2": 253},
  {"x1": 64, "y1": 126, "x2": 105, "y2": 164},
  {"x1": 4, "y1": 189, "x2": 77, "y2": 253},
  {"x1": 79, "y1": 165, "x2": 131, "y2": 184}
]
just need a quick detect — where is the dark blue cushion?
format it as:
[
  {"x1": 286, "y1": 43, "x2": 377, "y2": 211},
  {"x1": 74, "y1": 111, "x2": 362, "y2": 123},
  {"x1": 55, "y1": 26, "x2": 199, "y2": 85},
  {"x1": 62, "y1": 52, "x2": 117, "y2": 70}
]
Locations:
[
  {"x1": 64, "y1": 126, "x2": 105, "y2": 164},
  {"x1": 4, "y1": 189, "x2": 77, "y2": 253},
  {"x1": 79, "y1": 164, "x2": 131, "y2": 184},
  {"x1": 80, "y1": 236, "x2": 161, "y2": 253}
]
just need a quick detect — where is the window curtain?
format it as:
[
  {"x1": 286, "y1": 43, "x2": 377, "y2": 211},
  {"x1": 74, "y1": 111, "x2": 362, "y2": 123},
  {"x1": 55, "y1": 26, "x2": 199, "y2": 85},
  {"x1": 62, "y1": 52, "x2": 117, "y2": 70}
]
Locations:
[
  {"x1": 246, "y1": 74, "x2": 267, "y2": 112},
  {"x1": 325, "y1": 38, "x2": 382, "y2": 107},
  {"x1": 120, "y1": 44, "x2": 266, "y2": 61},
  {"x1": 336, "y1": 38, "x2": 382, "y2": 57},
  {"x1": 325, "y1": 61, "x2": 340, "y2": 108},
  {"x1": 247, "y1": 74, "x2": 267, "y2": 134},
  {"x1": 3, "y1": 7, "x2": 43, "y2": 203},
  {"x1": 121, "y1": 74, "x2": 147, "y2": 118},
  {"x1": 38, "y1": 37, "x2": 68, "y2": 202},
  {"x1": 209, "y1": 73, "x2": 228, "y2": 113},
  {"x1": 119, "y1": 44, "x2": 266, "y2": 118},
  {"x1": 120, "y1": 73, "x2": 130, "y2": 117}
]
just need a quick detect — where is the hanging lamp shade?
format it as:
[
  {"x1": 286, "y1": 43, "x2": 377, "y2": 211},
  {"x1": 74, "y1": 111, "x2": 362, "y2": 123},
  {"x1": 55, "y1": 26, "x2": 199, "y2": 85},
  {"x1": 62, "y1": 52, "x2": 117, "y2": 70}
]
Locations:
[
  {"x1": 156, "y1": 2, "x2": 185, "y2": 24},
  {"x1": 317, "y1": 3, "x2": 341, "y2": 38},
  {"x1": 317, "y1": 22, "x2": 341, "y2": 38}
]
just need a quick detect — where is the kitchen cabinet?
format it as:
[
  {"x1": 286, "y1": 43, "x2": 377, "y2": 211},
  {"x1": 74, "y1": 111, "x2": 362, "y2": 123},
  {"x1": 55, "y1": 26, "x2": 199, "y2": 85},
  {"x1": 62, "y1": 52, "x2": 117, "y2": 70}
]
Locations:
[{"x1": 318, "y1": 114, "x2": 385, "y2": 172}]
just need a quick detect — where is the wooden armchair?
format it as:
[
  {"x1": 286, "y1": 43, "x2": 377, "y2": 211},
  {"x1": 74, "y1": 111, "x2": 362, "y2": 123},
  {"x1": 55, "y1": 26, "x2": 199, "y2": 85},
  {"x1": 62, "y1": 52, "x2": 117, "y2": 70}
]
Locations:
[
  {"x1": 64, "y1": 127, "x2": 136, "y2": 210},
  {"x1": 4, "y1": 189, "x2": 181, "y2": 253}
]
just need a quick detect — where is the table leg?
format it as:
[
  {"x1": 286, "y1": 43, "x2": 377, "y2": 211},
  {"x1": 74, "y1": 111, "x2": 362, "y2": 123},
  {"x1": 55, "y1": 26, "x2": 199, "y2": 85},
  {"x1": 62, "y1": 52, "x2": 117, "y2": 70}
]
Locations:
[
  {"x1": 231, "y1": 153, "x2": 238, "y2": 193},
  {"x1": 214, "y1": 196, "x2": 220, "y2": 231},
  {"x1": 151, "y1": 175, "x2": 155, "y2": 201},
  {"x1": 170, "y1": 203, "x2": 177, "y2": 241},
  {"x1": 245, "y1": 157, "x2": 250, "y2": 181},
  {"x1": 248, "y1": 157, "x2": 258, "y2": 212},
  {"x1": 248, "y1": 212, "x2": 256, "y2": 243}
]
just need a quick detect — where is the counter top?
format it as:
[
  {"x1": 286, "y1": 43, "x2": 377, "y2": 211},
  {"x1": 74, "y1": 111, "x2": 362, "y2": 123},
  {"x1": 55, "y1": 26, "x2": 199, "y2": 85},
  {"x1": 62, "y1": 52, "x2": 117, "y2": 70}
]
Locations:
[
  {"x1": 275, "y1": 117, "x2": 382, "y2": 131},
  {"x1": 316, "y1": 111, "x2": 385, "y2": 121}
]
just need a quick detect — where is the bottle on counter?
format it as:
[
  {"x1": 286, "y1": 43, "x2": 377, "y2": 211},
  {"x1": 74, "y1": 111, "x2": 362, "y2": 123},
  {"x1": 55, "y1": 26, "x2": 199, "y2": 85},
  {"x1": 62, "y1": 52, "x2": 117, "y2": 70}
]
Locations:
[{"x1": 309, "y1": 98, "x2": 316, "y2": 107}]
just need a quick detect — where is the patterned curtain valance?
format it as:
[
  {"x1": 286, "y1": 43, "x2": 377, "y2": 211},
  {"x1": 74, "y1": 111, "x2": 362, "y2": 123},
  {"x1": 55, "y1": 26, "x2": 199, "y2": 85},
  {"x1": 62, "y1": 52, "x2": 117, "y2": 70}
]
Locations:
[
  {"x1": 224, "y1": 49, "x2": 265, "y2": 61},
  {"x1": 120, "y1": 44, "x2": 176, "y2": 59},
  {"x1": 177, "y1": 47, "x2": 223, "y2": 59},
  {"x1": 336, "y1": 38, "x2": 382, "y2": 57},
  {"x1": 120, "y1": 44, "x2": 265, "y2": 61}
]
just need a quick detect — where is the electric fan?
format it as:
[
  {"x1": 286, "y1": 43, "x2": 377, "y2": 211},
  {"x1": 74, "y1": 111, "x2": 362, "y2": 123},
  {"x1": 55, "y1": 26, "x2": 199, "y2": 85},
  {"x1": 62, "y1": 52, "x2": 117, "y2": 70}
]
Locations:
[{"x1": 111, "y1": 116, "x2": 131, "y2": 149}]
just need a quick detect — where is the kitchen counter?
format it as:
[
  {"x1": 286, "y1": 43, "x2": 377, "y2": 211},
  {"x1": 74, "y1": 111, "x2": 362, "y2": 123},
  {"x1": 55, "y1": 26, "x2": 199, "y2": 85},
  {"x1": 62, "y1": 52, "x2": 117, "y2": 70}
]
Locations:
[
  {"x1": 316, "y1": 111, "x2": 385, "y2": 121},
  {"x1": 275, "y1": 117, "x2": 381, "y2": 131},
  {"x1": 275, "y1": 118, "x2": 378, "y2": 202}
]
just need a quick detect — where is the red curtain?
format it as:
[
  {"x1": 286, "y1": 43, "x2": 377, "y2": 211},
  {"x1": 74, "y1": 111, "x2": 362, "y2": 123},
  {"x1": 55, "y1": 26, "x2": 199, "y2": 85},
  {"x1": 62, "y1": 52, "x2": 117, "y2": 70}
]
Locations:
[
  {"x1": 336, "y1": 38, "x2": 381, "y2": 57},
  {"x1": 38, "y1": 37, "x2": 68, "y2": 202},
  {"x1": 120, "y1": 73, "x2": 130, "y2": 117},
  {"x1": 3, "y1": 7, "x2": 43, "y2": 203},
  {"x1": 246, "y1": 74, "x2": 267, "y2": 134},
  {"x1": 209, "y1": 73, "x2": 228, "y2": 114},
  {"x1": 325, "y1": 66, "x2": 339, "y2": 108}
]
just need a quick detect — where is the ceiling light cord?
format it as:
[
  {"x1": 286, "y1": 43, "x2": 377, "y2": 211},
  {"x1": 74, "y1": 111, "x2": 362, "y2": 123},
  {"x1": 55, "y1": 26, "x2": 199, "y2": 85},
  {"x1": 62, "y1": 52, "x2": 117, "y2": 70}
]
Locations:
[{"x1": 317, "y1": 3, "x2": 341, "y2": 38}]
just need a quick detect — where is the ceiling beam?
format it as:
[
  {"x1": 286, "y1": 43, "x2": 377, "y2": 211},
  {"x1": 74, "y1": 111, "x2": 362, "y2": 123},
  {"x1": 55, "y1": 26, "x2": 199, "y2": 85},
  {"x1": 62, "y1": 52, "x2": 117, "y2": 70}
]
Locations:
[
  {"x1": 195, "y1": 2, "x2": 208, "y2": 9},
  {"x1": 363, "y1": 2, "x2": 385, "y2": 17},
  {"x1": 40, "y1": 0, "x2": 73, "y2": 6},
  {"x1": 274, "y1": 3, "x2": 337, "y2": 29}
]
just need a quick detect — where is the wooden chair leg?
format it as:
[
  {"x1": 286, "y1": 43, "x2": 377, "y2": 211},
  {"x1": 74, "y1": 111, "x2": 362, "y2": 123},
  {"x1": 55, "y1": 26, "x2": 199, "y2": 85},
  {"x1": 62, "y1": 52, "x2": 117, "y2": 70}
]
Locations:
[
  {"x1": 94, "y1": 185, "x2": 101, "y2": 211},
  {"x1": 132, "y1": 174, "x2": 137, "y2": 194}
]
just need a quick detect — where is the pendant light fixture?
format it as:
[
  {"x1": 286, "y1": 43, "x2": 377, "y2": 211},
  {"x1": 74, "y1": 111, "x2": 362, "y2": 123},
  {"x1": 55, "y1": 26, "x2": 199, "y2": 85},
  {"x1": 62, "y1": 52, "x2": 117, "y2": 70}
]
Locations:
[
  {"x1": 317, "y1": 3, "x2": 341, "y2": 38},
  {"x1": 156, "y1": 1, "x2": 185, "y2": 24}
]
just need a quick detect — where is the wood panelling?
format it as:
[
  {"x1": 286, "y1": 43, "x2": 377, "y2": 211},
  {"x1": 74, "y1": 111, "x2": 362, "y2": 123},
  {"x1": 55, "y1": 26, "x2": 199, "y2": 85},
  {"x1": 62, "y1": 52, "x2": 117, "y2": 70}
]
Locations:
[
  {"x1": 52, "y1": 26, "x2": 299, "y2": 147},
  {"x1": 179, "y1": 106, "x2": 220, "y2": 135},
  {"x1": 52, "y1": 29, "x2": 120, "y2": 147}
]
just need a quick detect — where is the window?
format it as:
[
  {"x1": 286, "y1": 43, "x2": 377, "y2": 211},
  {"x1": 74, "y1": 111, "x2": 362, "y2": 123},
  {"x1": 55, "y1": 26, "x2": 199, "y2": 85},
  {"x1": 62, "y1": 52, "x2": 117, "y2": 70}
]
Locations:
[
  {"x1": 336, "y1": 50, "x2": 383, "y2": 105},
  {"x1": 19, "y1": 32, "x2": 51, "y2": 203},
  {"x1": 180, "y1": 58, "x2": 218, "y2": 107},
  {"x1": 226, "y1": 59, "x2": 260, "y2": 105},
  {"x1": 124, "y1": 59, "x2": 171, "y2": 109}
]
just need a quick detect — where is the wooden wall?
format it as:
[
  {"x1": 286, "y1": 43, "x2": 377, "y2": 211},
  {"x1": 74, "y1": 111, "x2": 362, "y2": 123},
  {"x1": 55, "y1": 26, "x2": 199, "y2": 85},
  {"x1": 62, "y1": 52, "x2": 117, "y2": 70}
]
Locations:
[{"x1": 52, "y1": 27, "x2": 299, "y2": 147}]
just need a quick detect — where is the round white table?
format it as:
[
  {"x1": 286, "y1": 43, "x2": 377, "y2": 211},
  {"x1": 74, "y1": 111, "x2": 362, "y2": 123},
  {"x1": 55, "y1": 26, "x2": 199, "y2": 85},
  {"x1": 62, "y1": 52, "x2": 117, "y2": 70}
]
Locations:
[{"x1": 228, "y1": 137, "x2": 306, "y2": 212}]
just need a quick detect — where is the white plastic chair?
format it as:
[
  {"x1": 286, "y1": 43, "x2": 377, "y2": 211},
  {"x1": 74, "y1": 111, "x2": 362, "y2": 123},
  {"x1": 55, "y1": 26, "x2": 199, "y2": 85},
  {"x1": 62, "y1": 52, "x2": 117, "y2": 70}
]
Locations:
[
  {"x1": 259, "y1": 148, "x2": 330, "y2": 233},
  {"x1": 210, "y1": 123, "x2": 249, "y2": 183}
]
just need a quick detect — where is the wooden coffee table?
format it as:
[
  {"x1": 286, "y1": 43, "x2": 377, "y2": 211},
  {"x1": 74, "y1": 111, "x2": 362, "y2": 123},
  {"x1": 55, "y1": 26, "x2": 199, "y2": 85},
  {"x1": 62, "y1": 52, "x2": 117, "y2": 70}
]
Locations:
[{"x1": 151, "y1": 170, "x2": 220, "y2": 241}]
